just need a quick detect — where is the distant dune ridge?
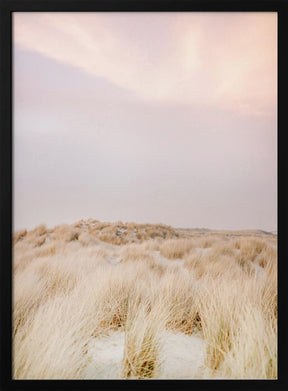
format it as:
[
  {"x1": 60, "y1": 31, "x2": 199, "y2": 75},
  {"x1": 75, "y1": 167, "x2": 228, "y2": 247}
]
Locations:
[{"x1": 13, "y1": 219, "x2": 277, "y2": 379}]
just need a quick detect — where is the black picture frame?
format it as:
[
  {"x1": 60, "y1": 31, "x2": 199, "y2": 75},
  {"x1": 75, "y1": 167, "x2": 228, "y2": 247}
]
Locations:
[{"x1": 1, "y1": 1, "x2": 287, "y2": 390}]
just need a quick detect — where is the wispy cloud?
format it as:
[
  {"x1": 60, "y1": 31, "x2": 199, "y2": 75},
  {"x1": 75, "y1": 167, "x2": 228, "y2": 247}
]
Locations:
[{"x1": 14, "y1": 12, "x2": 277, "y2": 115}]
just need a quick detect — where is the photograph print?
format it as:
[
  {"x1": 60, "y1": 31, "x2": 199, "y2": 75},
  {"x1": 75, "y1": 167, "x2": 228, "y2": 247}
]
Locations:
[{"x1": 12, "y1": 10, "x2": 277, "y2": 380}]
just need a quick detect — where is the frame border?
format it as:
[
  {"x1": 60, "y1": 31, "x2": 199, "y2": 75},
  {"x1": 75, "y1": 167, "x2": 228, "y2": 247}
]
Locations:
[{"x1": 1, "y1": 1, "x2": 287, "y2": 390}]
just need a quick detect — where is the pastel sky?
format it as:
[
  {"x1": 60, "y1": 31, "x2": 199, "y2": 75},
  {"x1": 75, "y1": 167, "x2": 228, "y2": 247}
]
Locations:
[{"x1": 13, "y1": 12, "x2": 277, "y2": 231}]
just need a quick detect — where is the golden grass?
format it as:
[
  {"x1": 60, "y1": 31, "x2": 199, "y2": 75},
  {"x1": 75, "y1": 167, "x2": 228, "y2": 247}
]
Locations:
[
  {"x1": 13, "y1": 220, "x2": 277, "y2": 379},
  {"x1": 122, "y1": 300, "x2": 168, "y2": 379}
]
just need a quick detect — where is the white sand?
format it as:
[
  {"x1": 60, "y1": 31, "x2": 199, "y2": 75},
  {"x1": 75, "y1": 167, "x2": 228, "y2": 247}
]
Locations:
[
  {"x1": 158, "y1": 331, "x2": 205, "y2": 379},
  {"x1": 83, "y1": 330, "x2": 205, "y2": 379},
  {"x1": 248, "y1": 259, "x2": 264, "y2": 277},
  {"x1": 153, "y1": 250, "x2": 183, "y2": 265},
  {"x1": 117, "y1": 227, "x2": 127, "y2": 236},
  {"x1": 107, "y1": 256, "x2": 121, "y2": 265},
  {"x1": 83, "y1": 331, "x2": 125, "y2": 379}
]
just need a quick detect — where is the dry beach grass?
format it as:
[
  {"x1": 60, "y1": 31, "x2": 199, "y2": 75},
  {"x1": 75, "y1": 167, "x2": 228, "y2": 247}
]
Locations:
[{"x1": 13, "y1": 220, "x2": 277, "y2": 379}]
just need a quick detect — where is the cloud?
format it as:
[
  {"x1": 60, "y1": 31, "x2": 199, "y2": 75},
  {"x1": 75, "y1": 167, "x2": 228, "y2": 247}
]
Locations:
[
  {"x1": 13, "y1": 12, "x2": 276, "y2": 116},
  {"x1": 13, "y1": 13, "x2": 277, "y2": 231}
]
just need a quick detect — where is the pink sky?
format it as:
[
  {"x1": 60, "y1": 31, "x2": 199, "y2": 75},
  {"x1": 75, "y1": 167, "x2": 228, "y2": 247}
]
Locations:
[{"x1": 13, "y1": 12, "x2": 277, "y2": 231}]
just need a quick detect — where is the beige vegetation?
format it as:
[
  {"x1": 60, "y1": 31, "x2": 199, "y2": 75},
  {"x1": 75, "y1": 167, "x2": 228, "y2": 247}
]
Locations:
[{"x1": 13, "y1": 219, "x2": 277, "y2": 379}]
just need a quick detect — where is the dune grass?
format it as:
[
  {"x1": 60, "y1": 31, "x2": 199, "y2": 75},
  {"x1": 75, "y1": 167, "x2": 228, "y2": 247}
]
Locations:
[{"x1": 12, "y1": 220, "x2": 277, "y2": 379}]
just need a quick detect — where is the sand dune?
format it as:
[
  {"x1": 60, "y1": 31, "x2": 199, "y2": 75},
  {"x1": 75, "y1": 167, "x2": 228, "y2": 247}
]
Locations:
[{"x1": 13, "y1": 220, "x2": 277, "y2": 379}]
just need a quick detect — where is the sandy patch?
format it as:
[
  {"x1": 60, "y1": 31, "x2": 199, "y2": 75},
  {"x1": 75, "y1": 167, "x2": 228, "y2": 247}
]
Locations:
[
  {"x1": 153, "y1": 250, "x2": 183, "y2": 264},
  {"x1": 116, "y1": 227, "x2": 127, "y2": 237},
  {"x1": 107, "y1": 256, "x2": 121, "y2": 265},
  {"x1": 83, "y1": 330, "x2": 205, "y2": 379},
  {"x1": 83, "y1": 331, "x2": 125, "y2": 379},
  {"x1": 248, "y1": 258, "x2": 264, "y2": 277},
  {"x1": 158, "y1": 331, "x2": 205, "y2": 379}
]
